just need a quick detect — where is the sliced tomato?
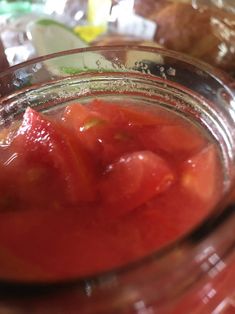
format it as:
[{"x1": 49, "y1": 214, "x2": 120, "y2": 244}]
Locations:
[
  {"x1": 62, "y1": 103, "x2": 141, "y2": 164},
  {"x1": 62, "y1": 102, "x2": 110, "y2": 154},
  {"x1": 9, "y1": 108, "x2": 97, "y2": 207},
  {"x1": 157, "y1": 124, "x2": 206, "y2": 153},
  {"x1": 62, "y1": 102, "x2": 105, "y2": 128},
  {"x1": 88, "y1": 99, "x2": 172, "y2": 126},
  {"x1": 181, "y1": 144, "x2": 221, "y2": 203},
  {"x1": 88, "y1": 100, "x2": 206, "y2": 157},
  {"x1": 137, "y1": 123, "x2": 206, "y2": 157},
  {"x1": 99, "y1": 127, "x2": 141, "y2": 164},
  {"x1": 99, "y1": 150, "x2": 175, "y2": 218}
]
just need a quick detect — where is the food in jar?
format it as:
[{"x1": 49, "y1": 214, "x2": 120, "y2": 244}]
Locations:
[{"x1": 0, "y1": 99, "x2": 223, "y2": 281}]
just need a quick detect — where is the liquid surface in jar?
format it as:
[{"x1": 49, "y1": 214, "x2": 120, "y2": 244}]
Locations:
[{"x1": 0, "y1": 99, "x2": 223, "y2": 282}]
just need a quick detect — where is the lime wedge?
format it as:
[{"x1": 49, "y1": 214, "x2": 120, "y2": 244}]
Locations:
[
  {"x1": 28, "y1": 19, "x2": 88, "y2": 57},
  {"x1": 27, "y1": 18, "x2": 114, "y2": 76}
]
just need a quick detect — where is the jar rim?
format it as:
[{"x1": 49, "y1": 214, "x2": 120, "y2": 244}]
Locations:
[{"x1": 1, "y1": 45, "x2": 234, "y2": 88}]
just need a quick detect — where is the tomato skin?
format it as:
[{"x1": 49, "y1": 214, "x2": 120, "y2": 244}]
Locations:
[
  {"x1": 99, "y1": 150, "x2": 175, "y2": 218},
  {"x1": 6, "y1": 108, "x2": 97, "y2": 208}
]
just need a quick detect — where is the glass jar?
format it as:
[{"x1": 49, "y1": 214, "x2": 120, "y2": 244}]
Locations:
[{"x1": 0, "y1": 46, "x2": 235, "y2": 314}]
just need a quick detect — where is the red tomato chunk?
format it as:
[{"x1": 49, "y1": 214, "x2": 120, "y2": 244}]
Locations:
[{"x1": 0, "y1": 99, "x2": 223, "y2": 281}]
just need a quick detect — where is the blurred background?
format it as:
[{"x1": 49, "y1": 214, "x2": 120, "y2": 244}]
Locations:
[{"x1": 0, "y1": 0, "x2": 234, "y2": 76}]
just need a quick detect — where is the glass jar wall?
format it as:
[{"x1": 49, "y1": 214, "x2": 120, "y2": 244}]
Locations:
[{"x1": 0, "y1": 47, "x2": 235, "y2": 313}]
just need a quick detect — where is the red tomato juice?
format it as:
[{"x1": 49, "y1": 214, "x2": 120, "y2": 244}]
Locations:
[{"x1": 0, "y1": 99, "x2": 223, "y2": 282}]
